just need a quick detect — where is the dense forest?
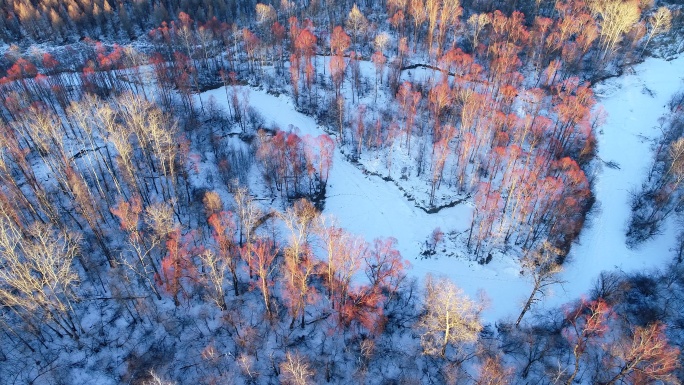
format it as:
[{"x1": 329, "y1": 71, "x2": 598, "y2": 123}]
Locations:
[{"x1": 0, "y1": 0, "x2": 683, "y2": 383}]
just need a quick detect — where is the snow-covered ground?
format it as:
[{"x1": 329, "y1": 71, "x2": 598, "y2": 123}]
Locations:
[
  {"x1": 548, "y1": 56, "x2": 684, "y2": 307},
  {"x1": 199, "y1": 54, "x2": 684, "y2": 323}
]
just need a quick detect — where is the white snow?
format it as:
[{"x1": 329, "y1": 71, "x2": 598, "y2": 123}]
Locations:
[
  {"x1": 546, "y1": 56, "x2": 684, "y2": 307},
  {"x1": 198, "y1": 54, "x2": 684, "y2": 323}
]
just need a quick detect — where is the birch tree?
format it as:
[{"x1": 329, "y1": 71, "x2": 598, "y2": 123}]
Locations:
[
  {"x1": 0, "y1": 220, "x2": 82, "y2": 341},
  {"x1": 346, "y1": 4, "x2": 368, "y2": 50},
  {"x1": 417, "y1": 274, "x2": 483, "y2": 357},
  {"x1": 515, "y1": 241, "x2": 565, "y2": 326},
  {"x1": 279, "y1": 351, "x2": 315, "y2": 385},
  {"x1": 589, "y1": 0, "x2": 641, "y2": 59},
  {"x1": 642, "y1": 7, "x2": 672, "y2": 55}
]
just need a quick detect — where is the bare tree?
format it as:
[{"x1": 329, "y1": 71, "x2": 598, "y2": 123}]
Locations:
[
  {"x1": 475, "y1": 356, "x2": 512, "y2": 385},
  {"x1": 346, "y1": 4, "x2": 369, "y2": 50},
  {"x1": 315, "y1": 216, "x2": 365, "y2": 310},
  {"x1": 117, "y1": 93, "x2": 179, "y2": 205},
  {"x1": 562, "y1": 299, "x2": 611, "y2": 385},
  {"x1": 280, "y1": 199, "x2": 319, "y2": 328},
  {"x1": 467, "y1": 13, "x2": 491, "y2": 52},
  {"x1": 203, "y1": 191, "x2": 224, "y2": 217},
  {"x1": 144, "y1": 371, "x2": 176, "y2": 385},
  {"x1": 199, "y1": 250, "x2": 228, "y2": 310},
  {"x1": 641, "y1": 6, "x2": 672, "y2": 55},
  {"x1": 111, "y1": 196, "x2": 163, "y2": 300},
  {"x1": 256, "y1": 3, "x2": 277, "y2": 26},
  {"x1": 247, "y1": 238, "x2": 279, "y2": 316},
  {"x1": 417, "y1": 274, "x2": 483, "y2": 357},
  {"x1": 279, "y1": 351, "x2": 315, "y2": 385},
  {"x1": 233, "y1": 185, "x2": 263, "y2": 247},
  {"x1": 515, "y1": 241, "x2": 565, "y2": 327},
  {"x1": 0, "y1": 220, "x2": 82, "y2": 341},
  {"x1": 145, "y1": 201, "x2": 176, "y2": 242},
  {"x1": 589, "y1": 0, "x2": 641, "y2": 59},
  {"x1": 665, "y1": 137, "x2": 684, "y2": 188},
  {"x1": 279, "y1": 199, "x2": 318, "y2": 264},
  {"x1": 601, "y1": 322, "x2": 680, "y2": 385}
]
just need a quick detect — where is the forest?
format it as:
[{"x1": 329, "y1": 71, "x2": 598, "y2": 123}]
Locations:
[{"x1": 0, "y1": 0, "x2": 683, "y2": 383}]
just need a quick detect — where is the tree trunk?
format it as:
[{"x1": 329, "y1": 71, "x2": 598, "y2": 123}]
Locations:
[
  {"x1": 515, "y1": 282, "x2": 539, "y2": 327},
  {"x1": 565, "y1": 348, "x2": 581, "y2": 385}
]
